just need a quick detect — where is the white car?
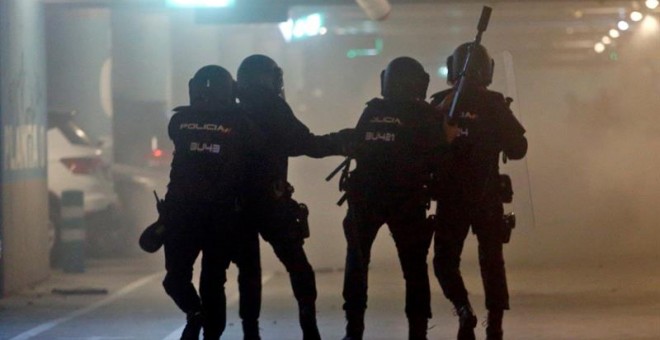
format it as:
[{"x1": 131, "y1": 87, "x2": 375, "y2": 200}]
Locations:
[{"x1": 48, "y1": 111, "x2": 123, "y2": 264}]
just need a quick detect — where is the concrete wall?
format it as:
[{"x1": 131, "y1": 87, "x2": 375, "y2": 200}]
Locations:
[
  {"x1": 111, "y1": 7, "x2": 171, "y2": 166},
  {"x1": 0, "y1": 0, "x2": 50, "y2": 296}
]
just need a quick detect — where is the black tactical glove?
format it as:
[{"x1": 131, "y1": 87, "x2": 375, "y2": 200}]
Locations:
[{"x1": 333, "y1": 128, "x2": 357, "y2": 157}]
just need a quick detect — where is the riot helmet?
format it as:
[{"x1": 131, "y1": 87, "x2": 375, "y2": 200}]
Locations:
[
  {"x1": 380, "y1": 56, "x2": 430, "y2": 100},
  {"x1": 188, "y1": 65, "x2": 236, "y2": 108},
  {"x1": 236, "y1": 54, "x2": 284, "y2": 97},
  {"x1": 446, "y1": 42, "x2": 494, "y2": 87}
]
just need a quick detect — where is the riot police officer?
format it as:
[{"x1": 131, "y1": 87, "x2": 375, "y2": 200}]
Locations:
[
  {"x1": 430, "y1": 43, "x2": 528, "y2": 340},
  {"x1": 161, "y1": 65, "x2": 262, "y2": 340},
  {"x1": 234, "y1": 54, "x2": 351, "y2": 340},
  {"x1": 340, "y1": 57, "x2": 454, "y2": 340}
]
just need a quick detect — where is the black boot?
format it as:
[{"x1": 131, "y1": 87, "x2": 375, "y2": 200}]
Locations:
[
  {"x1": 485, "y1": 309, "x2": 504, "y2": 340},
  {"x1": 456, "y1": 304, "x2": 477, "y2": 340},
  {"x1": 242, "y1": 319, "x2": 261, "y2": 340},
  {"x1": 342, "y1": 310, "x2": 364, "y2": 340},
  {"x1": 181, "y1": 311, "x2": 203, "y2": 340},
  {"x1": 408, "y1": 316, "x2": 428, "y2": 340},
  {"x1": 300, "y1": 305, "x2": 321, "y2": 340}
]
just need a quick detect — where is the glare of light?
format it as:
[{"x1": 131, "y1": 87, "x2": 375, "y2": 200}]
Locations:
[
  {"x1": 74, "y1": 128, "x2": 86, "y2": 138},
  {"x1": 282, "y1": 13, "x2": 324, "y2": 41},
  {"x1": 304, "y1": 13, "x2": 322, "y2": 36},
  {"x1": 602, "y1": 36, "x2": 612, "y2": 44},
  {"x1": 166, "y1": 0, "x2": 234, "y2": 8},
  {"x1": 630, "y1": 11, "x2": 644, "y2": 22},
  {"x1": 646, "y1": 0, "x2": 659, "y2": 10},
  {"x1": 292, "y1": 20, "x2": 307, "y2": 38},
  {"x1": 437, "y1": 66, "x2": 449, "y2": 78},
  {"x1": 609, "y1": 29, "x2": 620, "y2": 38},
  {"x1": 594, "y1": 42, "x2": 606, "y2": 53},
  {"x1": 617, "y1": 20, "x2": 630, "y2": 31},
  {"x1": 279, "y1": 19, "x2": 294, "y2": 42},
  {"x1": 640, "y1": 15, "x2": 660, "y2": 34}
]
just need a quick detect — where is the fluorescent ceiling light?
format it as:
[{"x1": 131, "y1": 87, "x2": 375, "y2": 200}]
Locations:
[{"x1": 166, "y1": 0, "x2": 235, "y2": 8}]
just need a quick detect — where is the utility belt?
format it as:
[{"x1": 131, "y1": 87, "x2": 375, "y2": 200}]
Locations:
[
  {"x1": 343, "y1": 170, "x2": 431, "y2": 204},
  {"x1": 430, "y1": 174, "x2": 516, "y2": 244}
]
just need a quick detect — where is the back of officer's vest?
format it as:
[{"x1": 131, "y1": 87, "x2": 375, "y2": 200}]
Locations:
[
  {"x1": 352, "y1": 99, "x2": 440, "y2": 198},
  {"x1": 166, "y1": 106, "x2": 251, "y2": 204}
]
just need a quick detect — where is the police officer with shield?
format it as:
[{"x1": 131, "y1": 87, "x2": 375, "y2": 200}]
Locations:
[
  {"x1": 160, "y1": 65, "x2": 262, "y2": 340},
  {"x1": 430, "y1": 43, "x2": 527, "y2": 340}
]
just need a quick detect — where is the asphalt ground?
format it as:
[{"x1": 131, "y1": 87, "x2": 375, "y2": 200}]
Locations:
[{"x1": 2, "y1": 251, "x2": 660, "y2": 339}]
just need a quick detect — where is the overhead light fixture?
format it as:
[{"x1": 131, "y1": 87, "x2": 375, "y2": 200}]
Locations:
[
  {"x1": 630, "y1": 11, "x2": 644, "y2": 22},
  {"x1": 602, "y1": 36, "x2": 612, "y2": 44},
  {"x1": 594, "y1": 42, "x2": 606, "y2": 53},
  {"x1": 609, "y1": 28, "x2": 620, "y2": 38},
  {"x1": 646, "y1": 0, "x2": 659, "y2": 10},
  {"x1": 617, "y1": 20, "x2": 630, "y2": 31},
  {"x1": 279, "y1": 13, "x2": 326, "y2": 42}
]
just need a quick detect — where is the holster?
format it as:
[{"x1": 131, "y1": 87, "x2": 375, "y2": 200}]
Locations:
[
  {"x1": 499, "y1": 174, "x2": 515, "y2": 243},
  {"x1": 502, "y1": 212, "x2": 516, "y2": 244},
  {"x1": 261, "y1": 181, "x2": 311, "y2": 242}
]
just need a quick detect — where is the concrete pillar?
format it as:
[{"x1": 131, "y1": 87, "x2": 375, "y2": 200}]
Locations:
[
  {"x1": 0, "y1": 0, "x2": 50, "y2": 296},
  {"x1": 111, "y1": 7, "x2": 171, "y2": 166}
]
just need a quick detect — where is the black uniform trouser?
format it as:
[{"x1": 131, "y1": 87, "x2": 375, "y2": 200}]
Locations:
[
  {"x1": 162, "y1": 203, "x2": 236, "y2": 339},
  {"x1": 267, "y1": 235, "x2": 317, "y2": 311},
  {"x1": 342, "y1": 199, "x2": 434, "y2": 319},
  {"x1": 432, "y1": 200, "x2": 510, "y2": 311},
  {"x1": 232, "y1": 224, "x2": 262, "y2": 324},
  {"x1": 235, "y1": 205, "x2": 317, "y2": 322}
]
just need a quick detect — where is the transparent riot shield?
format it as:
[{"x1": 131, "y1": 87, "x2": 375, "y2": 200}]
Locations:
[{"x1": 499, "y1": 50, "x2": 536, "y2": 231}]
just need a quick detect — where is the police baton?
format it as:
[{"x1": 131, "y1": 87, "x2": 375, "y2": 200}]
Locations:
[{"x1": 325, "y1": 157, "x2": 351, "y2": 182}]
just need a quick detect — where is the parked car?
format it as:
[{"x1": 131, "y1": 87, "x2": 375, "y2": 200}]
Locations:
[{"x1": 48, "y1": 111, "x2": 125, "y2": 265}]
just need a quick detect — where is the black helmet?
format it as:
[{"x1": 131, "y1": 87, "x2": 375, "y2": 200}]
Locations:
[
  {"x1": 236, "y1": 54, "x2": 284, "y2": 97},
  {"x1": 446, "y1": 42, "x2": 494, "y2": 87},
  {"x1": 380, "y1": 57, "x2": 430, "y2": 100},
  {"x1": 188, "y1": 65, "x2": 236, "y2": 108}
]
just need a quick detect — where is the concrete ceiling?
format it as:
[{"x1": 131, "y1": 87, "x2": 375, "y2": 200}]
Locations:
[
  {"x1": 43, "y1": 0, "x2": 660, "y2": 65},
  {"x1": 306, "y1": 1, "x2": 660, "y2": 65}
]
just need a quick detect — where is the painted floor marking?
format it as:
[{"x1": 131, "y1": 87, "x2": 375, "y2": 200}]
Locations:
[
  {"x1": 9, "y1": 272, "x2": 162, "y2": 340},
  {"x1": 162, "y1": 272, "x2": 275, "y2": 340}
]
